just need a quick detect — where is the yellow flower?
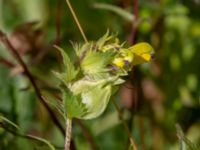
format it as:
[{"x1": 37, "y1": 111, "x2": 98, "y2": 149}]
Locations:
[
  {"x1": 113, "y1": 57, "x2": 125, "y2": 68},
  {"x1": 128, "y1": 42, "x2": 154, "y2": 65},
  {"x1": 124, "y1": 51, "x2": 134, "y2": 62}
]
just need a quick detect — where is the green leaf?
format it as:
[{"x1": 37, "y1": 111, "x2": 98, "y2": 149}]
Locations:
[
  {"x1": 26, "y1": 135, "x2": 56, "y2": 150},
  {"x1": 73, "y1": 42, "x2": 91, "y2": 58},
  {"x1": 93, "y1": 3, "x2": 134, "y2": 22},
  {"x1": 62, "y1": 87, "x2": 87, "y2": 119},
  {"x1": 96, "y1": 30, "x2": 111, "y2": 49},
  {"x1": 81, "y1": 50, "x2": 114, "y2": 76},
  {"x1": 0, "y1": 115, "x2": 20, "y2": 130},
  {"x1": 53, "y1": 71, "x2": 69, "y2": 86},
  {"x1": 54, "y1": 45, "x2": 78, "y2": 83}
]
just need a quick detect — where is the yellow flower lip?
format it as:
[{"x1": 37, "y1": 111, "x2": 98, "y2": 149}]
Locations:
[{"x1": 141, "y1": 53, "x2": 151, "y2": 61}]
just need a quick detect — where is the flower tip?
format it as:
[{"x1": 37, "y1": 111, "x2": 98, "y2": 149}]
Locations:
[{"x1": 141, "y1": 53, "x2": 151, "y2": 61}]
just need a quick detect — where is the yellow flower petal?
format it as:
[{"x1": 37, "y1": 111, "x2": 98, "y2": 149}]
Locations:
[
  {"x1": 129, "y1": 42, "x2": 153, "y2": 55},
  {"x1": 141, "y1": 54, "x2": 151, "y2": 61},
  {"x1": 124, "y1": 51, "x2": 134, "y2": 62},
  {"x1": 113, "y1": 57, "x2": 125, "y2": 68}
]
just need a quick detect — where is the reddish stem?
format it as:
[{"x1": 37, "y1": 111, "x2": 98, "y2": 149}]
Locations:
[{"x1": 0, "y1": 31, "x2": 65, "y2": 136}]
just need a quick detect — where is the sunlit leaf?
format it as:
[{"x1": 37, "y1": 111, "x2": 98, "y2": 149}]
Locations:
[
  {"x1": 81, "y1": 50, "x2": 114, "y2": 76},
  {"x1": 62, "y1": 87, "x2": 87, "y2": 119}
]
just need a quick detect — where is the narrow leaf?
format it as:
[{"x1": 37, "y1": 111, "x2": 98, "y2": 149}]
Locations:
[
  {"x1": 0, "y1": 115, "x2": 56, "y2": 150},
  {"x1": 93, "y1": 3, "x2": 134, "y2": 22},
  {"x1": 0, "y1": 115, "x2": 20, "y2": 130},
  {"x1": 27, "y1": 135, "x2": 56, "y2": 150}
]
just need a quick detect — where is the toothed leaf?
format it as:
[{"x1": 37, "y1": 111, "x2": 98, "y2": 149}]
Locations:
[
  {"x1": 81, "y1": 51, "x2": 114, "y2": 76},
  {"x1": 54, "y1": 46, "x2": 79, "y2": 82},
  {"x1": 62, "y1": 87, "x2": 87, "y2": 119}
]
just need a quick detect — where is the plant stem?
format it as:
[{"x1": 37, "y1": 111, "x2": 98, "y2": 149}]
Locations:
[
  {"x1": 64, "y1": 118, "x2": 72, "y2": 150},
  {"x1": 65, "y1": 0, "x2": 88, "y2": 43},
  {"x1": 112, "y1": 99, "x2": 138, "y2": 150}
]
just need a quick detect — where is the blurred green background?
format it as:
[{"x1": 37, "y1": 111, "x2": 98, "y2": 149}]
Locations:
[{"x1": 0, "y1": 0, "x2": 200, "y2": 149}]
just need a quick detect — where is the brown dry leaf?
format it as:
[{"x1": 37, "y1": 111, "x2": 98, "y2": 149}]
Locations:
[{"x1": 9, "y1": 21, "x2": 44, "y2": 55}]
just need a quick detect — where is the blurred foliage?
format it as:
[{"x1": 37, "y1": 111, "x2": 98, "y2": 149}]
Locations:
[{"x1": 0, "y1": 0, "x2": 200, "y2": 150}]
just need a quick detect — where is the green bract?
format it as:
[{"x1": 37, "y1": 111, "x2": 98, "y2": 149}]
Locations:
[{"x1": 54, "y1": 32, "x2": 154, "y2": 120}]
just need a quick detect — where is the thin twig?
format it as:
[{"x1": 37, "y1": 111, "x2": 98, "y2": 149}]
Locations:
[
  {"x1": 0, "y1": 31, "x2": 65, "y2": 136},
  {"x1": 0, "y1": 56, "x2": 15, "y2": 68},
  {"x1": 65, "y1": 0, "x2": 88, "y2": 43},
  {"x1": 112, "y1": 99, "x2": 138, "y2": 150}
]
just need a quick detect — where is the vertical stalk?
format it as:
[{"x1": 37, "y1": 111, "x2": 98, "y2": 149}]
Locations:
[
  {"x1": 63, "y1": 1, "x2": 87, "y2": 149},
  {"x1": 65, "y1": 0, "x2": 88, "y2": 43},
  {"x1": 64, "y1": 118, "x2": 72, "y2": 150}
]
